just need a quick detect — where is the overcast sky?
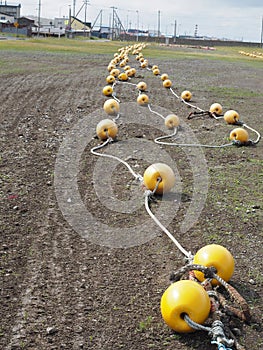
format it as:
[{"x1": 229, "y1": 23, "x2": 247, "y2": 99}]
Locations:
[{"x1": 20, "y1": 0, "x2": 263, "y2": 42}]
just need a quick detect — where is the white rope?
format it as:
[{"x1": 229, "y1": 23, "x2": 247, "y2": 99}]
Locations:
[
  {"x1": 243, "y1": 123, "x2": 261, "y2": 144},
  {"x1": 116, "y1": 80, "x2": 138, "y2": 87},
  {"x1": 154, "y1": 128, "x2": 178, "y2": 142},
  {"x1": 154, "y1": 132, "x2": 234, "y2": 149},
  {"x1": 91, "y1": 138, "x2": 143, "y2": 182},
  {"x1": 144, "y1": 191, "x2": 192, "y2": 259},
  {"x1": 112, "y1": 94, "x2": 120, "y2": 103},
  {"x1": 169, "y1": 87, "x2": 180, "y2": 99},
  {"x1": 112, "y1": 113, "x2": 121, "y2": 123},
  {"x1": 169, "y1": 88, "x2": 204, "y2": 112},
  {"x1": 211, "y1": 113, "x2": 224, "y2": 120},
  {"x1": 148, "y1": 104, "x2": 165, "y2": 119}
]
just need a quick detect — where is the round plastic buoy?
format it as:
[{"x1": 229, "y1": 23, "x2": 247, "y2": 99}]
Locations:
[
  {"x1": 193, "y1": 244, "x2": 235, "y2": 285},
  {"x1": 96, "y1": 119, "x2": 118, "y2": 140},
  {"x1": 143, "y1": 163, "x2": 175, "y2": 194},
  {"x1": 163, "y1": 79, "x2": 172, "y2": 88},
  {"x1": 110, "y1": 68, "x2": 120, "y2": 77},
  {"x1": 181, "y1": 90, "x2": 192, "y2": 102},
  {"x1": 118, "y1": 72, "x2": 128, "y2": 81},
  {"x1": 165, "y1": 114, "x2": 180, "y2": 129},
  {"x1": 224, "y1": 110, "x2": 240, "y2": 124},
  {"x1": 229, "y1": 127, "x2": 249, "y2": 143},
  {"x1": 160, "y1": 280, "x2": 210, "y2": 333},
  {"x1": 161, "y1": 73, "x2": 169, "y2": 81},
  {"x1": 102, "y1": 85, "x2": 113, "y2": 97},
  {"x1": 153, "y1": 68, "x2": 160, "y2": 76},
  {"x1": 103, "y1": 99, "x2": 120, "y2": 116},
  {"x1": 106, "y1": 75, "x2": 115, "y2": 84},
  {"x1": 137, "y1": 93, "x2": 149, "y2": 106},
  {"x1": 209, "y1": 103, "x2": 223, "y2": 116},
  {"x1": 137, "y1": 81, "x2": 147, "y2": 91}
]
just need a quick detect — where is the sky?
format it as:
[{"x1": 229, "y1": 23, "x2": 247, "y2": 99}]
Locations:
[{"x1": 18, "y1": 0, "x2": 263, "y2": 42}]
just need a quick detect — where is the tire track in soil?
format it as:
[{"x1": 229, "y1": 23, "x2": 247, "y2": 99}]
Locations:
[{"x1": 5, "y1": 204, "x2": 55, "y2": 349}]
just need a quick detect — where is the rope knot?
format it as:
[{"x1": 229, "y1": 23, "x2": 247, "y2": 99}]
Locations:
[
  {"x1": 209, "y1": 320, "x2": 234, "y2": 348},
  {"x1": 203, "y1": 266, "x2": 217, "y2": 279}
]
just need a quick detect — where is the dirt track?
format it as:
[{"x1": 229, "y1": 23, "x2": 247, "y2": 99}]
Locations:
[{"x1": 0, "y1": 46, "x2": 262, "y2": 349}]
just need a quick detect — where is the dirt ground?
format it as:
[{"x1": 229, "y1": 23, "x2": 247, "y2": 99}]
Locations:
[{"x1": 0, "y1": 44, "x2": 262, "y2": 350}]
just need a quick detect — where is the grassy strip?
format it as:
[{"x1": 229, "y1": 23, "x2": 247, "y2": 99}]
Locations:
[{"x1": 1, "y1": 37, "x2": 263, "y2": 69}]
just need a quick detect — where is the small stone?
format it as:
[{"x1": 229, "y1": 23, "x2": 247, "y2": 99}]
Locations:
[
  {"x1": 46, "y1": 327, "x2": 58, "y2": 335},
  {"x1": 249, "y1": 279, "x2": 256, "y2": 285}
]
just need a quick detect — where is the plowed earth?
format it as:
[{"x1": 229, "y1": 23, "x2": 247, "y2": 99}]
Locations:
[{"x1": 0, "y1": 45, "x2": 262, "y2": 350}]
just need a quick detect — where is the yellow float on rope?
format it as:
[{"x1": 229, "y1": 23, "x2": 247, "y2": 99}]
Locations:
[
  {"x1": 230, "y1": 127, "x2": 249, "y2": 143},
  {"x1": 137, "y1": 93, "x2": 149, "y2": 106},
  {"x1": 143, "y1": 163, "x2": 175, "y2": 194},
  {"x1": 137, "y1": 81, "x2": 147, "y2": 91},
  {"x1": 165, "y1": 114, "x2": 180, "y2": 129},
  {"x1": 96, "y1": 119, "x2": 118, "y2": 140},
  {"x1": 106, "y1": 75, "x2": 116, "y2": 84},
  {"x1": 160, "y1": 280, "x2": 211, "y2": 333},
  {"x1": 103, "y1": 99, "x2": 120, "y2": 116},
  {"x1": 209, "y1": 103, "x2": 223, "y2": 116},
  {"x1": 181, "y1": 90, "x2": 192, "y2": 102},
  {"x1": 224, "y1": 110, "x2": 240, "y2": 124},
  {"x1": 193, "y1": 244, "x2": 235, "y2": 285},
  {"x1": 102, "y1": 85, "x2": 113, "y2": 97},
  {"x1": 163, "y1": 79, "x2": 172, "y2": 88}
]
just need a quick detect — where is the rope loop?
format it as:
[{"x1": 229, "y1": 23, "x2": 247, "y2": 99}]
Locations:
[
  {"x1": 211, "y1": 340, "x2": 233, "y2": 350},
  {"x1": 209, "y1": 320, "x2": 234, "y2": 348}
]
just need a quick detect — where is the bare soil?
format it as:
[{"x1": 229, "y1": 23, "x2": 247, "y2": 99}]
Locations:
[{"x1": 0, "y1": 46, "x2": 262, "y2": 350}]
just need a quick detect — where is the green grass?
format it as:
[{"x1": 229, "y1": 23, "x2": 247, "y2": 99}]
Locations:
[{"x1": 0, "y1": 37, "x2": 262, "y2": 65}]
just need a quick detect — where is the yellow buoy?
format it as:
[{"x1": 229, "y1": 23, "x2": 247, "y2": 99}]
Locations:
[
  {"x1": 229, "y1": 127, "x2": 249, "y2": 143},
  {"x1": 110, "y1": 68, "x2": 120, "y2": 77},
  {"x1": 165, "y1": 114, "x2": 180, "y2": 129},
  {"x1": 143, "y1": 163, "x2": 175, "y2": 194},
  {"x1": 161, "y1": 73, "x2": 169, "y2": 81},
  {"x1": 153, "y1": 68, "x2": 160, "y2": 76},
  {"x1": 118, "y1": 72, "x2": 128, "y2": 81},
  {"x1": 102, "y1": 85, "x2": 113, "y2": 97},
  {"x1": 181, "y1": 90, "x2": 192, "y2": 102},
  {"x1": 160, "y1": 280, "x2": 210, "y2": 333},
  {"x1": 103, "y1": 99, "x2": 120, "y2": 116},
  {"x1": 106, "y1": 75, "x2": 116, "y2": 84},
  {"x1": 96, "y1": 119, "x2": 118, "y2": 140},
  {"x1": 137, "y1": 93, "x2": 149, "y2": 106},
  {"x1": 193, "y1": 244, "x2": 235, "y2": 285},
  {"x1": 224, "y1": 110, "x2": 240, "y2": 124},
  {"x1": 163, "y1": 79, "x2": 172, "y2": 88},
  {"x1": 209, "y1": 103, "x2": 223, "y2": 116},
  {"x1": 137, "y1": 81, "x2": 147, "y2": 91}
]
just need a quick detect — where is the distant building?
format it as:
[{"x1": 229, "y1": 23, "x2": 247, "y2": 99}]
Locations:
[
  {"x1": 91, "y1": 26, "x2": 111, "y2": 39},
  {"x1": 0, "y1": 11, "x2": 14, "y2": 23},
  {"x1": 54, "y1": 17, "x2": 68, "y2": 30},
  {"x1": 66, "y1": 16, "x2": 91, "y2": 37},
  {"x1": 0, "y1": 2, "x2": 21, "y2": 19}
]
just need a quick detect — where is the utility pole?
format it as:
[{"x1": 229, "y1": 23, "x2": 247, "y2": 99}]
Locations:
[
  {"x1": 111, "y1": 6, "x2": 117, "y2": 40},
  {"x1": 136, "y1": 10, "x2": 139, "y2": 42},
  {"x1": 73, "y1": 0, "x2": 76, "y2": 17},
  {"x1": 261, "y1": 15, "x2": 263, "y2": 48},
  {"x1": 68, "y1": 5, "x2": 72, "y2": 32},
  {"x1": 84, "y1": 0, "x2": 88, "y2": 36},
  {"x1": 37, "y1": 0, "x2": 41, "y2": 37},
  {"x1": 100, "y1": 10, "x2": 103, "y2": 29},
  {"x1": 157, "y1": 10, "x2": 161, "y2": 41},
  {"x1": 173, "y1": 20, "x2": 177, "y2": 43}
]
